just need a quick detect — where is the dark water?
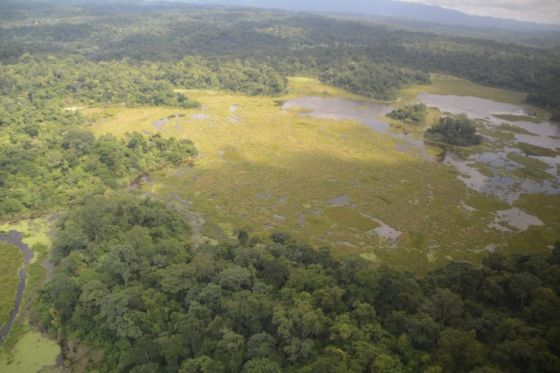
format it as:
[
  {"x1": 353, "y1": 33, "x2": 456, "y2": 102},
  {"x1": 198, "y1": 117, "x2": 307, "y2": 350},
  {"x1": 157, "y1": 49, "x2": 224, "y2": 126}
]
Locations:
[{"x1": 0, "y1": 231, "x2": 33, "y2": 343}]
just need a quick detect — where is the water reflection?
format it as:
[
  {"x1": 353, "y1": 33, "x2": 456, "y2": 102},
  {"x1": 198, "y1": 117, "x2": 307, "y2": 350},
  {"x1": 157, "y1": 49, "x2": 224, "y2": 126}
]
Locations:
[{"x1": 418, "y1": 94, "x2": 560, "y2": 202}]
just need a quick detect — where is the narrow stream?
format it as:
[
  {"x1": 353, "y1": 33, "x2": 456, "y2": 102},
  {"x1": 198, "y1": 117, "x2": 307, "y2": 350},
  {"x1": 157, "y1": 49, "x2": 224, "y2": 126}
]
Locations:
[{"x1": 0, "y1": 231, "x2": 33, "y2": 343}]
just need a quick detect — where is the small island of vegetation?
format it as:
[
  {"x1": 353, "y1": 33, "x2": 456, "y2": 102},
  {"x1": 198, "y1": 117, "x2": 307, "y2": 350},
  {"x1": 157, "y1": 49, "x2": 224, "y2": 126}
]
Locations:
[
  {"x1": 388, "y1": 103, "x2": 428, "y2": 124},
  {"x1": 425, "y1": 116, "x2": 482, "y2": 146}
]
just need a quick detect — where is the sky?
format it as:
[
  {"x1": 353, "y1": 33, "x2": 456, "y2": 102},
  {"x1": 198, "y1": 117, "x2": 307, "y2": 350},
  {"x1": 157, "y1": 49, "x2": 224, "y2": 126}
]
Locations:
[{"x1": 399, "y1": 0, "x2": 560, "y2": 24}]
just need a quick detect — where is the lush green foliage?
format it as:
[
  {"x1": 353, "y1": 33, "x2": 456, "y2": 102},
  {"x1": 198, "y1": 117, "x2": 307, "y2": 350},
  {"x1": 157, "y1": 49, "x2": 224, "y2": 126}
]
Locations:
[
  {"x1": 0, "y1": 53, "x2": 200, "y2": 219},
  {"x1": 0, "y1": 124, "x2": 196, "y2": 217},
  {"x1": 0, "y1": 55, "x2": 199, "y2": 108},
  {"x1": 37, "y1": 194, "x2": 560, "y2": 372},
  {"x1": 425, "y1": 116, "x2": 482, "y2": 146},
  {"x1": 388, "y1": 103, "x2": 428, "y2": 124},
  {"x1": 159, "y1": 56, "x2": 287, "y2": 96},
  {"x1": 319, "y1": 61, "x2": 429, "y2": 100},
  {"x1": 1, "y1": 1, "x2": 558, "y2": 105}
]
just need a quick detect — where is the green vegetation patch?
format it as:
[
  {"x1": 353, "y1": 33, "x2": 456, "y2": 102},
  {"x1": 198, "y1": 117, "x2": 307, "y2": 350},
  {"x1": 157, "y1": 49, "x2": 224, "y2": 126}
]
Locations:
[
  {"x1": 425, "y1": 116, "x2": 482, "y2": 146},
  {"x1": 516, "y1": 142, "x2": 559, "y2": 157},
  {"x1": 0, "y1": 330, "x2": 59, "y2": 373},
  {"x1": 0, "y1": 242, "x2": 23, "y2": 327},
  {"x1": 495, "y1": 123, "x2": 536, "y2": 135},
  {"x1": 387, "y1": 103, "x2": 427, "y2": 124},
  {"x1": 493, "y1": 114, "x2": 543, "y2": 123},
  {"x1": 507, "y1": 152, "x2": 550, "y2": 170}
]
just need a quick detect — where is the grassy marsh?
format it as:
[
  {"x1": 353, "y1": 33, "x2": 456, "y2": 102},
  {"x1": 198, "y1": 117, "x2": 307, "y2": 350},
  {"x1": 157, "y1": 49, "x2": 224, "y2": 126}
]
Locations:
[{"x1": 83, "y1": 77, "x2": 558, "y2": 272}]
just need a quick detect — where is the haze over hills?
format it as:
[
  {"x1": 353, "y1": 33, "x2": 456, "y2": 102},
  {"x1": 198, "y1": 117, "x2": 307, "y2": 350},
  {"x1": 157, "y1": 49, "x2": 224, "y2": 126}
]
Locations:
[{"x1": 185, "y1": 0, "x2": 560, "y2": 31}]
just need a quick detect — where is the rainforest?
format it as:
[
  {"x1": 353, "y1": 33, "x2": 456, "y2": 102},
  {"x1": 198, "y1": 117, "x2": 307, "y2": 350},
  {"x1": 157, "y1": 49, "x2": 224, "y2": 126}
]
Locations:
[{"x1": 0, "y1": 1, "x2": 559, "y2": 372}]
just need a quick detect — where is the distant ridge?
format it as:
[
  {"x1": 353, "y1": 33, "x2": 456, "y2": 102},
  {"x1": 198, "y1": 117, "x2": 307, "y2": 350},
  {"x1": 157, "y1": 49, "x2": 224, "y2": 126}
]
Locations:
[{"x1": 185, "y1": 0, "x2": 560, "y2": 31}]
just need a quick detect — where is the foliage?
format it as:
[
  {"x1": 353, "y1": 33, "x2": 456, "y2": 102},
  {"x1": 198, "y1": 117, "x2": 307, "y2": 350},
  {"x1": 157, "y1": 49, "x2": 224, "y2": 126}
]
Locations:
[
  {"x1": 0, "y1": 2, "x2": 558, "y2": 106},
  {"x1": 0, "y1": 123, "x2": 196, "y2": 218},
  {"x1": 319, "y1": 61, "x2": 429, "y2": 100},
  {"x1": 0, "y1": 54, "x2": 198, "y2": 219},
  {"x1": 388, "y1": 103, "x2": 428, "y2": 124},
  {"x1": 425, "y1": 116, "x2": 482, "y2": 146},
  {"x1": 37, "y1": 194, "x2": 560, "y2": 372},
  {"x1": 0, "y1": 242, "x2": 23, "y2": 326}
]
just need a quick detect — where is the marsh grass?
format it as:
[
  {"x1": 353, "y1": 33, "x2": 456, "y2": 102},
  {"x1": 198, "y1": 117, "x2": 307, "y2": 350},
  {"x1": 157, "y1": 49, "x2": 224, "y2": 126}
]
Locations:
[
  {"x1": 85, "y1": 77, "x2": 559, "y2": 272},
  {"x1": 0, "y1": 329, "x2": 59, "y2": 373}
]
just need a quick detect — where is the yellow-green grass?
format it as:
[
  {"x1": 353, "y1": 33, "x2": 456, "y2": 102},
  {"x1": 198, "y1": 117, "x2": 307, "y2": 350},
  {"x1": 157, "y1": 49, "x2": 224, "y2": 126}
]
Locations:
[
  {"x1": 511, "y1": 194, "x2": 560, "y2": 254},
  {"x1": 0, "y1": 243, "x2": 23, "y2": 327},
  {"x1": 84, "y1": 78, "x2": 548, "y2": 273},
  {"x1": 0, "y1": 330, "x2": 59, "y2": 373},
  {"x1": 0, "y1": 218, "x2": 51, "y2": 249}
]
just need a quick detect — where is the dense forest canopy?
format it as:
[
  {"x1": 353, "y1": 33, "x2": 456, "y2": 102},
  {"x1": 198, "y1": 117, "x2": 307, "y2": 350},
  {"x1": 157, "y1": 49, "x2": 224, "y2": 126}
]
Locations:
[
  {"x1": 0, "y1": 1, "x2": 559, "y2": 108},
  {"x1": 36, "y1": 194, "x2": 560, "y2": 372}
]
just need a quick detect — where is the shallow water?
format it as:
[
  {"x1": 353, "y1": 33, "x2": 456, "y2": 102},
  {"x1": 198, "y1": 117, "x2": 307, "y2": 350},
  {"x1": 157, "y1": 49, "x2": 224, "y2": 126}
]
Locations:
[
  {"x1": 282, "y1": 97, "x2": 427, "y2": 154},
  {"x1": 444, "y1": 149, "x2": 560, "y2": 203},
  {"x1": 328, "y1": 194, "x2": 351, "y2": 207},
  {"x1": 491, "y1": 208, "x2": 543, "y2": 232},
  {"x1": 371, "y1": 219, "x2": 402, "y2": 242},
  {"x1": 283, "y1": 97, "x2": 392, "y2": 132},
  {"x1": 418, "y1": 94, "x2": 560, "y2": 202},
  {"x1": 418, "y1": 93, "x2": 529, "y2": 121},
  {"x1": 153, "y1": 117, "x2": 168, "y2": 130},
  {"x1": 512, "y1": 120, "x2": 560, "y2": 150}
]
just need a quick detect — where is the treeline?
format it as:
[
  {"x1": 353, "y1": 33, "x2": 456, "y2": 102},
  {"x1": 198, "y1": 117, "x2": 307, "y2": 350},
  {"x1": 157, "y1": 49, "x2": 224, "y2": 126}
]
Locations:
[
  {"x1": 319, "y1": 61, "x2": 429, "y2": 101},
  {"x1": 0, "y1": 55, "x2": 198, "y2": 108},
  {"x1": 0, "y1": 55, "x2": 287, "y2": 106},
  {"x1": 37, "y1": 194, "x2": 560, "y2": 372},
  {"x1": 1, "y1": 2, "x2": 559, "y2": 108},
  {"x1": 158, "y1": 57, "x2": 287, "y2": 96}
]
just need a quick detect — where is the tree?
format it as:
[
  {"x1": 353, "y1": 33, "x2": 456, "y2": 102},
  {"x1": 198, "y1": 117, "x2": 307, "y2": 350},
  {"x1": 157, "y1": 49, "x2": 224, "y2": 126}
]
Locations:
[
  {"x1": 103, "y1": 245, "x2": 140, "y2": 288},
  {"x1": 437, "y1": 328, "x2": 487, "y2": 372},
  {"x1": 425, "y1": 116, "x2": 482, "y2": 146},
  {"x1": 242, "y1": 358, "x2": 282, "y2": 373}
]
